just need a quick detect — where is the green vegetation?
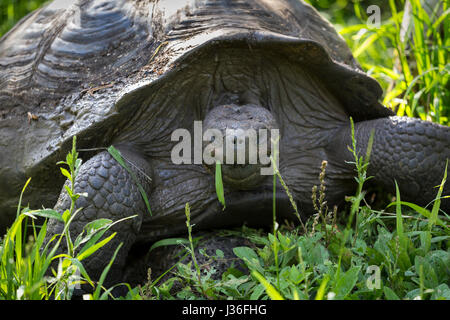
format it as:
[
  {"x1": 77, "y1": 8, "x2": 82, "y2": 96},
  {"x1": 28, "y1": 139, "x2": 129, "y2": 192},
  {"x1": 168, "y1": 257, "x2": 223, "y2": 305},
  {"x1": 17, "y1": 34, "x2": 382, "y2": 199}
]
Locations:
[
  {"x1": 0, "y1": 0, "x2": 449, "y2": 300},
  {"x1": 332, "y1": 0, "x2": 449, "y2": 124},
  {"x1": 0, "y1": 137, "x2": 135, "y2": 299},
  {"x1": 0, "y1": 0, "x2": 48, "y2": 36}
]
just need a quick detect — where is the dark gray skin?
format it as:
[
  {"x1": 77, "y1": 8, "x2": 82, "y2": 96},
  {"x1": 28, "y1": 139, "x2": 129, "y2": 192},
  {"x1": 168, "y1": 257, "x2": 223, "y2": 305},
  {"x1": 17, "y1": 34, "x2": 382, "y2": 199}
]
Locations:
[{"x1": 0, "y1": 0, "x2": 448, "y2": 287}]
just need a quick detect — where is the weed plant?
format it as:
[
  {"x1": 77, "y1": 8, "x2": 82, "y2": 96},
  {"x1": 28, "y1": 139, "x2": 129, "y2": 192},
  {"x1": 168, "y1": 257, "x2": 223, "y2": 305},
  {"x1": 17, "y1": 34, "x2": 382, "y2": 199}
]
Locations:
[{"x1": 0, "y1": 137, "x2": 133, "y2": 300}]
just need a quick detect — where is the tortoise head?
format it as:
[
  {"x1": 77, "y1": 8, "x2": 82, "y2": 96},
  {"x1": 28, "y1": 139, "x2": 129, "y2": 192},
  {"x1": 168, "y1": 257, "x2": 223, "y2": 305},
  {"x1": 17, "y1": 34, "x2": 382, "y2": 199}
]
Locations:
[{"x1": 202, "y1": 103, "x2": 279, "y2": 190}]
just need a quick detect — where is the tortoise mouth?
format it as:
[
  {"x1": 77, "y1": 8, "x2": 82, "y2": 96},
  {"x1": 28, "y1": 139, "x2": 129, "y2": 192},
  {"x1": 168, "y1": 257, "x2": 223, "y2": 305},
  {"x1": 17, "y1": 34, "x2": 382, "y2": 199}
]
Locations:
[{"x1": 196, "y1": 187, "x2": 300, "y2": 231}]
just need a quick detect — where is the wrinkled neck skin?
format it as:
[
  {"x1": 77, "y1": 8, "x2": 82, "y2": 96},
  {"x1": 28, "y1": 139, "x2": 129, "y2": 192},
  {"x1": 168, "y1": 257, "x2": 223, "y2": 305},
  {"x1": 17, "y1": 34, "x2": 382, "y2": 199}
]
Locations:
[{"x1": 331, "y1": 116, "x2": 450, "y2": 210}]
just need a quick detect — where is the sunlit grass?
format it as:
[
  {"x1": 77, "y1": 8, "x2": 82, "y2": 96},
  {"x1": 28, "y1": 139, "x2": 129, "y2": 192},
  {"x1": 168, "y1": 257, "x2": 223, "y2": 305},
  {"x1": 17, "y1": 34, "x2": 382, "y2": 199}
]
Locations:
[
  {"x1": 0, "y1": 137, "x2": 131, "y2": 300},
  {"x1": 336, "y1": 0, "x2": 449, "y2": 125},
  {"x1": 0, "y1": 0, "x2": 49, "y2": 37}
]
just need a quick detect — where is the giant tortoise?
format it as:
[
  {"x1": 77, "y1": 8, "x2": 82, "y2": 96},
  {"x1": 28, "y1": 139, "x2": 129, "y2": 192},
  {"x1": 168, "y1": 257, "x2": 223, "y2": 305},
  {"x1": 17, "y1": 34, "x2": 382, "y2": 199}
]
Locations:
[{"x1": 0, "y1": 0, "x2": 448, "y2": 286}]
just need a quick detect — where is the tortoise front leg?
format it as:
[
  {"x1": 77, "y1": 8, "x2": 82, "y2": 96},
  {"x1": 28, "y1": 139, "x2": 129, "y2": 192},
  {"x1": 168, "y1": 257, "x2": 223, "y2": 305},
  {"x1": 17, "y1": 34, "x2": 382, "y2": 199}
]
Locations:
[
  {"x1": 330, "y1": 116, "x2": 450, "y2": 211},
  {"x1": 45, "y1": 147, "x2": 153, "y2": 291}
]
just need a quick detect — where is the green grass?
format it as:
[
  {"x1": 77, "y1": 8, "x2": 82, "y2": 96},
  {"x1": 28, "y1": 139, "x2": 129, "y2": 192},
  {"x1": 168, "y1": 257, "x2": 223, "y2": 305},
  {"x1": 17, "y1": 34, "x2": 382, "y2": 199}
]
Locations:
[
  {"x1": 0, "y1": 137, "x2": 135, "y2": 300},
  {"x1": 331, "y1": 0, "x2": 449, "y2": 124},
  {"x1": 0, "y1": 0, "x2": 49, "y2": 37},
  {"x1": 0, "y1": 0, "x2": 449, "y2": 300}
]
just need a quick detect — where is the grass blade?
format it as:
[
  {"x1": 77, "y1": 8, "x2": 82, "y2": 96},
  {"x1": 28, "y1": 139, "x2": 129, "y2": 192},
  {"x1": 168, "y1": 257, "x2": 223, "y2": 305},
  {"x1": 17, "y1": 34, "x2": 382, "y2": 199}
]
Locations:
[
  {"x1": 108, "y1": 145, "x2": 152, "y2": 216},
  {"x1": 430, "y1": 160, "x2": 447, "y2": 230},
  {"x1": 394, "y1": 181, "x2": 407, "y2": 250},
  {"x1": 251, "y1": 270, "x2": 284, "y2": 300},
  {"x1": 315, "y1": 275, "x2": 330, "y2": 300},
  {"x1": 148, "y1": 238, "x2": 190, "y2": 253},
  {"x1": 76, "y1": 232, "x2": 117, "y2": 261},
  {"x1": 93, "y1": 243, "x2": 123, "y2": 300},
  {"x1": 215, "y1": 161, "x2": 226, "y2": 209}
]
